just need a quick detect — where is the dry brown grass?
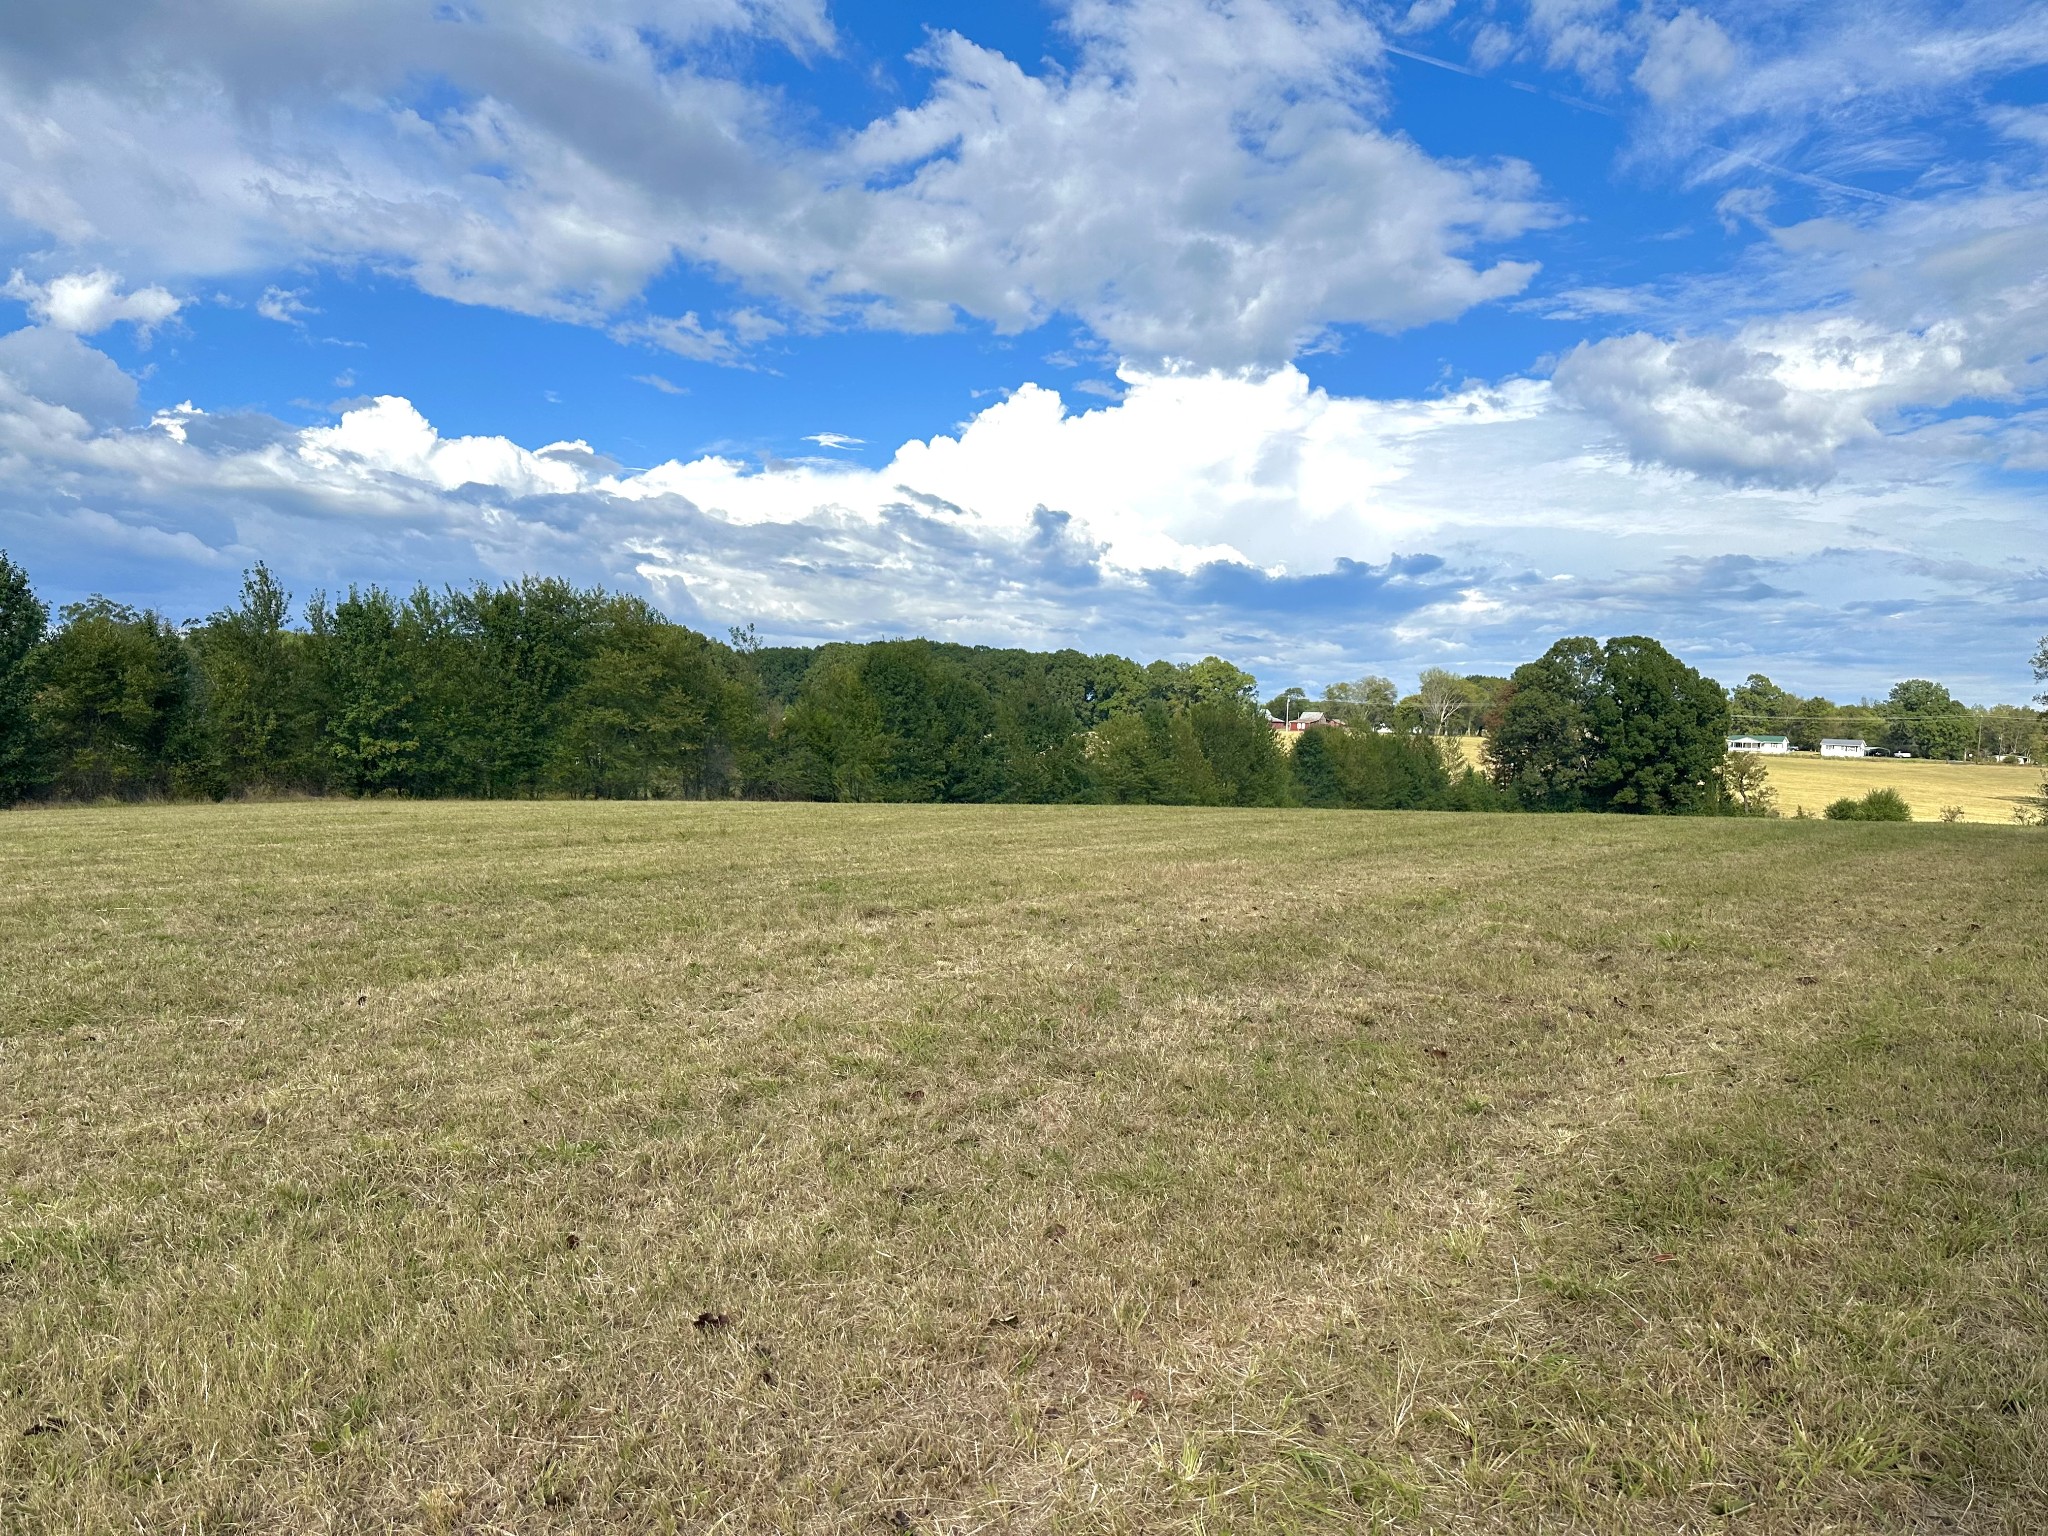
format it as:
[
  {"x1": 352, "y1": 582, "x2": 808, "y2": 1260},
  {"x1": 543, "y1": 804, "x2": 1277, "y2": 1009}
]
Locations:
[{"x1": 2, "y1": 801, "x2": 2044, "y2": 1533}]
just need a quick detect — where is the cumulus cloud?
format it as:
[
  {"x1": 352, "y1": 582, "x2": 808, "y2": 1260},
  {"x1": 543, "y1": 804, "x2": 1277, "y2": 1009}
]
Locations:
[
  {"x1": 811, "y1": 2, "x2": 1551, "y2": 364},
  {"x1": 2, "y1": 269, "x2": 181, "y2": 335},
  {"x1": 1553, "y1": 180, "x2": 2048, "y2": 484},
  {"x1": 0, "y1": 348, "x2": 2037, "y2": 694},
  {"x1": 0, "y1": 0, "x2": 1548, "y2": 368},
  {"x1": 1555, "y1": 329, "x2": 1878, "y2": 486}
]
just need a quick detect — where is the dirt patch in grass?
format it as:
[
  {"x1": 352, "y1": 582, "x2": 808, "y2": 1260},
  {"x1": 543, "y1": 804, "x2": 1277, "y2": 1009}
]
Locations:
[{"x1": 2, "y1": 802, "x2": 2044, "y2": 1531}]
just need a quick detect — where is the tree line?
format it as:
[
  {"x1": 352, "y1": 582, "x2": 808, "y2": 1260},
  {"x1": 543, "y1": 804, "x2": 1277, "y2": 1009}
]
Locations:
[
  {"x1": 0, "y1": 555, "x2": 1489, "y2": 811},
  {"x1": 0, "y1": 551, "x2": 2036, "y2": 816},
  {"x1": 1728, "y1": 673, "x2": 2037, "y2": 762}
]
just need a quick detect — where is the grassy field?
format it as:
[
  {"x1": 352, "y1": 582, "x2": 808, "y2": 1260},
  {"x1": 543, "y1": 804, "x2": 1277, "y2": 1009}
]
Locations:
[
  {"x1": 3, "y1": 802, "x2": 2045, "y2": 1533},
  {"x1": 1759, "y1": 754, "x2": 2043, "y2": 824}
]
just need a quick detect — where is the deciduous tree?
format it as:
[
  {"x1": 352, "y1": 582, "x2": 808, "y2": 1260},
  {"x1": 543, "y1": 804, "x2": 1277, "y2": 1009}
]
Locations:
[
  {"x1": 29, "y1": 598, "x2": 192, "y2": 800},
  {"x1": 1322, "y1": 674, "x2": 1397, "y2": 728},
  {"x1": 1486, "y1": 636, "x2": 1728, "y2": 813},
  {"x1": 1882, "y1": 679, "x2": 1973, "y2": 760},
  {"x1": 0, "y1": 552, "x2": 47, "y2": 806}
]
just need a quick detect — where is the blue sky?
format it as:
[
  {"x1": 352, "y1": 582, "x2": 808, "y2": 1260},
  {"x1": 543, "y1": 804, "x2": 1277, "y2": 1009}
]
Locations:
[{"x1": 0, "y1": 0, "x2": 2044, "y2": 701}]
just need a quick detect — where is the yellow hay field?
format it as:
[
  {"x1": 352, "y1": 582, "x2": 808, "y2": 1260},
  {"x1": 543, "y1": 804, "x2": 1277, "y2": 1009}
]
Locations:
[
  {"x1": 1760, "y1": 752, "x2": 2042, "y2": 823},
  {"x1": 1446, "y1": 736, "x2": 2043, "y2": 822}
]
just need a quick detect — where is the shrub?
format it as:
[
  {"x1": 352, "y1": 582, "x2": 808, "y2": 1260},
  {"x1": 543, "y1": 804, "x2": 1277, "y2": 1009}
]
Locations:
[{"x1": 1825, "y1": 787, "x2": 1912, "y2": 822}]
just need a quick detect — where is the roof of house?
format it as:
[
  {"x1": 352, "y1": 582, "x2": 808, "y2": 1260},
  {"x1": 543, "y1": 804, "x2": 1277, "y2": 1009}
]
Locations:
[
  {"x1": 1820, "y1": 737, "x2": 1866, "y2": 746},
  {"x1": 1728, "y1": 733, "x2": 1788, "y2": 743}
]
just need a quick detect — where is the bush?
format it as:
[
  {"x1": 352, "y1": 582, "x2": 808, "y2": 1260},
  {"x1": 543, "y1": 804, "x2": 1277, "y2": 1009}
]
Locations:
[
  {"x1": 1290, "y1": 726, "x2": 1452, "y2": 810},
  {"x1": 1824, "y1": 787, "x2": 1912, "y2": 822}
]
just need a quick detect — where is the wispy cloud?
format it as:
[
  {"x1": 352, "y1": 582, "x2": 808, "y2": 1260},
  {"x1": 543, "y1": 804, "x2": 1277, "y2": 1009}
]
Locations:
[{"x1": 255, "y1": 286, "x2": 316, "y2": 325}]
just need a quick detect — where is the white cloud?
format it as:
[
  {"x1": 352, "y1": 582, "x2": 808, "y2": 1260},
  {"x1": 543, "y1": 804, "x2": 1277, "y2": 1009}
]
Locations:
[
  {"x1": 1552, "y1": 179, "x2": 2048, "y2": 485},
  {"x1": 0, "y1": 325, "x2": 140, "y2": 426},
  {"x1": 1522, "y1": 0, "x2": 2048, "y2": 119},
  {"x1": 1554, "y1": 329, "x2": 1878, "y2": 486},
  {"x1": 1631, "y1": 10, "x2": 1737, "y2": 107},
  {"x1": 255, "y1": 286, "x2": 316, "y2": 324},
  {"x1": 0, "y1": 345, "x2": 2036, "y2": 694},
  {"x1": 803, "y1": 432, "x2": 863, "y2": 450},
  {"x1": 294, "y1": 395, "x2": 586, "y2": 498},
  {"x1": 634, "y1": 374, "x2": 687, "y2": 395},
  {"x1": 0, "y1": 0, "x2": 1549, "y2": 368},
  {"x1": 2, "y1": 269, "x2": 181, "y2": 335},
  {"x1": 1714, "y1": 185, "x2": 1775, "y2": 232},
  {"x1": 807, "y1": 2, "x2": 1552, "y2": 364}
]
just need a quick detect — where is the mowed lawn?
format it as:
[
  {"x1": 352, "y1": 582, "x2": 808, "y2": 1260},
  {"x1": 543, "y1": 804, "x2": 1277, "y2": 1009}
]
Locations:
[{"x1": 2, "y1": 804, "x2": 2044, "y2": 1533}]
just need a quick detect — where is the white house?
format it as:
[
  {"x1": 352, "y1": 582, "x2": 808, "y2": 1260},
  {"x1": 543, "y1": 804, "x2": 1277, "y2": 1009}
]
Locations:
[
  {"x1": 1726, "y1": 734, "x2": 1790, "y2": 755},
  {"x1": 1819, "y1": 738, "x2": 1866, "y2": 758}
]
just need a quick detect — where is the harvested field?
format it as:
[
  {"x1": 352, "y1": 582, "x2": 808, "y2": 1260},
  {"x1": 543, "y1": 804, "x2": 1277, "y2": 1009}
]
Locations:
[
  {"x1": 3, "y1": 802, "x2": 2045, "y2": 1532},
  {"x1": 1759, "y1": 753, "x2": 2042, "y2": 824},
  {"x1": 1446, "y1": 735, "x2": 2045, "y2": 823}
]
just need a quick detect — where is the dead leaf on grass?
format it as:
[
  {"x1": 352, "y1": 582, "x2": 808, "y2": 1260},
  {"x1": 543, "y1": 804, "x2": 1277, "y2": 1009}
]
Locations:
[{"x1": 693, "y1": 1312, "x2": 730, "y2": 1332}]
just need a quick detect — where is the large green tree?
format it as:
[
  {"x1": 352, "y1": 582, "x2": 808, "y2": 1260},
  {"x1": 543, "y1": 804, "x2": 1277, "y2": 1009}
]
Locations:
[
  {"x1": 1882, "y1": 678, "x2": 1973, "y2": 760},
  {"x1": 1586, "y1": 637, "x2": 1731, "y2": 812},
  {"x1": 188, "y1": 565, "x2": 309, "y2": 795},
  {"x1": 1486, "y1": 636, "x2": 1728, "y2": 813},
  {"x1": 553, "y1": 602, "x2": 750, "y2": 798},
  {"x1": 0, "y1": 552, "x2": 47, "y2": 806},
  {"x1": 446, "y1": 577, "x2": 603, "y2": 795},
  {"x1": 29, "y1": 598, "x2": 193, "y2": 800},
  {"x1": 317, "y1": 587, "x2": 421, "y2": 796},
  {"x1": 1483, "y1": 636, "x2": 1603, "y2": 810}
]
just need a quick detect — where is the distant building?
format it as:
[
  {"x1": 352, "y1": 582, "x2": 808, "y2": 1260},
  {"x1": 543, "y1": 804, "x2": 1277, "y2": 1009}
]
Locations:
[
  {"x1": 1819, "y1": 738, "x2": 1866, "y2": 758},
  {"x1": 1726, "y1": 734, "x2": 1790, "y2": 755},
  {"x1": 1267, "y1": 710, "x2": 1339, "y2": 734}
]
